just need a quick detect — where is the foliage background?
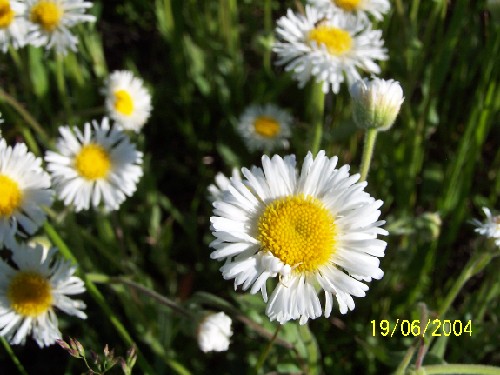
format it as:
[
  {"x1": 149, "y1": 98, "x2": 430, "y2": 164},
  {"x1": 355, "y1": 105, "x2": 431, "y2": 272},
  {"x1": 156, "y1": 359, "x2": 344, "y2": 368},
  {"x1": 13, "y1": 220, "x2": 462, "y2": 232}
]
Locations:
[{"x1": 0, "y1": 0, "x2": 499, "y2": 374}]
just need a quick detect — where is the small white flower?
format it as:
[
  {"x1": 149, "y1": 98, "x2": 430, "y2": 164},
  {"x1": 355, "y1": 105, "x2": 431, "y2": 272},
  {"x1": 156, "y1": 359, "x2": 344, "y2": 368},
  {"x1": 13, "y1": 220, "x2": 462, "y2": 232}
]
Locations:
[
  {"x1": 471, "y1": 207, "x2": 500, "y2": 247},
  {"x1": 307, "y1": 0, "x2": 391, "y2": 21},
  {"x1": 236, "y1": 104, "x2": 292, "y2": 152},
  {"x1": 0, "y1": 242, "x2": 86, "y2": 347},
  {"x1": 208, "y1": 168, "x2": 242, "y2": 203},
  {"x1": 349, "y1": 77, "x2": 404, "y2": 131},
  {"x1": 0, "y1": 0, "x2": 29, "y2": 52},
  {"x1": 25, "y1": 0, "x2": 96, "y2": 54},
  {"x1": 197, "y1": 312, "x2": 232, "y2": 352},
  {"x1": 273, "y1": 6, "x2": 387, "y2": 94},
  {"x1": 0, "y1": 138, "x2": 53, "y2": 247},
  {"x1": 210, "y1": 151, "x2": 387, "y2": 324},
  {"x1": 44, "y1": 117, "x2": 143, "y2": 211},
  {"x1": 104, "y1": 70, "x2": 152, "y2": 133}
]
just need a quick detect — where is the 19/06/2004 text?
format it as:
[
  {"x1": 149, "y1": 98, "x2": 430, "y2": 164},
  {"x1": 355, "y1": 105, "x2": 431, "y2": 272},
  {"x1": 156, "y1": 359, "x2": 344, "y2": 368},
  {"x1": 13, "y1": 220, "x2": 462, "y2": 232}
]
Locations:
[{"x1": 371, "y1": 319, "x2": 472, "y2": 337}]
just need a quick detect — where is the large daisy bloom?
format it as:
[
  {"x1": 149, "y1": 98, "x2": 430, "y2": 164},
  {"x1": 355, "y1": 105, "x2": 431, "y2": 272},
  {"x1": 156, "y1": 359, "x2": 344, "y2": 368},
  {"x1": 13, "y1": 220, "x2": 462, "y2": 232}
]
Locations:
[
  {"x1": 210, "y1": 151, "x2": 387, "y2": 324},
  {"x1": 44, "y1": 117, "x2": 143, "y2": 211},
  {"x1": 104, "y1": 70, "x2": 152, "y2": 132},
  {"x1": 307, "y1": 0, "x2": 391, "y2": 21},
  {"x1": 25, "y1": 0, "x2": 96, "y2": 54},
  {"x1": 0, "y1": 242, "x2": 86, "y2": 347},
  {"x1": 273, "y1": 6, "x2": 387, "y2": 94},
  {"x1": 236, "y1": 104, "x2": 292, "y2": 152},
  {"x1": 0, "y1": 138, "x2": 53, "y2": 247},
  {"x1": 471, "y1": 207, "x2": 500, "y2": 248},
  {"x1": 0, "y1": 0, "x2": 28, "y2": 52},
  {"x1": 197, "y1": 311, "x2": 233, "y2": 352}
]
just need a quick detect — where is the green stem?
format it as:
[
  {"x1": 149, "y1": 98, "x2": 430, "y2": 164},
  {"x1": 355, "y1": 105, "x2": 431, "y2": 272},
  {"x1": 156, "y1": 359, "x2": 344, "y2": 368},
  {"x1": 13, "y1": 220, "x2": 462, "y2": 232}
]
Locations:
[
  {"x1": 253, "y1": 325, "x2": 282, "y2": 375},
  {"x1": 263, "y1": 0, "x2": 271, "y2": 72},
  {"x1": 309, "y1": 82, "x2": 325, "y2": 155},
  {"x1": 418, "y1": 364, "x2": 500, "y2": 375},
  {"x1": 43, "y1": 223, "x2": 155, "y2": 375},
  {"x1": 359, "y1": 129, "x2": 378, "y2": 182},
  {"x1": 1, "y1": 338, "x2": 29, "y2": 375},
  {"x1": 109, "y1": 277, "x2": 193, "y2": 318},
  {"x1": 0, "y1": 87, "x2": 51, "y2": 146},
  {"x1": 395, "y1": 342, "x2": 417, "y2": 375},
  {"x1": 438, "y1": 251, "x2": 492, "y2": 318}
]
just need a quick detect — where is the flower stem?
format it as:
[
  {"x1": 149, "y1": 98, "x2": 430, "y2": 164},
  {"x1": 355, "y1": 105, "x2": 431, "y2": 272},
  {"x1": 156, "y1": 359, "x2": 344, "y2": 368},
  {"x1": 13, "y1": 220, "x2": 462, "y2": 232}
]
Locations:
[
  {"x1": 0, "y1": 87, "x2": 51, "y2": 146},
  {"x1": 1, "y1": 338, "x2": 28, "y2": 375},
  {"x1": 359, "y1": 129, "x2": 378, "y2": 182},
  {"x1": 253, "y1": 324, "x2": 282, "y2": 374},
  {"x1": 418, "y1": 364, "x2": 500, "y2": 374},
  {"x1": 438, "y1": 251, "x2": 493, "y2": 318},
  {"x1": 263, "y1": 0, "x2": 272, "y2": 73},
  {"x1": 309, "y1": 82, "x2": 325, "y2": 155}
]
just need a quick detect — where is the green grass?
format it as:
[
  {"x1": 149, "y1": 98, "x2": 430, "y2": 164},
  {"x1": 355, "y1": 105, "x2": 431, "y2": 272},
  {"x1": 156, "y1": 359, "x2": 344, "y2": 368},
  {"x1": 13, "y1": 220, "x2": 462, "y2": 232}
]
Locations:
[{"x1": 0, "y1": 0, "x2": 499, "y2": 374}]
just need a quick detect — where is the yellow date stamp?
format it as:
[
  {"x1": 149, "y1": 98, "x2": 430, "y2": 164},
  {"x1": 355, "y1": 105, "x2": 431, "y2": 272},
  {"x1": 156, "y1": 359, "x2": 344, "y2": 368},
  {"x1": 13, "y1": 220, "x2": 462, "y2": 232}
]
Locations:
[{"x1": 371, "y1": 319, "x2": 472, "y2": 337}]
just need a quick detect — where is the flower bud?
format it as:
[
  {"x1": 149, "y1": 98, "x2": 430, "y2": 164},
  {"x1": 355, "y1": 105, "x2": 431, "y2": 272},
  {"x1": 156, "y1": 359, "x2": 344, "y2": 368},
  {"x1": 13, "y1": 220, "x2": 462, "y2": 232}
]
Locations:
[
  {"x1": 350, "y1": 78, "x2": 404, "y2": 131},
  {"x1": 197, "y1": 311, "x2": 233, "y2": 352}
]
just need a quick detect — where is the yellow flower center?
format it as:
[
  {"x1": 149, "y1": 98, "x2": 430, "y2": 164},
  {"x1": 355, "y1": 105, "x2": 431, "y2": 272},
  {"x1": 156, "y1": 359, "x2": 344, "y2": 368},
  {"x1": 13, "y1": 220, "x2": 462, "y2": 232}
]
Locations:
[
  {"x1": 7, "y1": 271, "x2": 53, "y2": 318},
  {"x1": 30, "y1": 1, "x2": 63, "y2": 32},
  {"x1": 0, "y1": 174, "x2": 23, "y2": 217},
  {"x1": 0, "y1": 0, "x2": 15, "y2": 29},
  {"x1": 114, "y1": 89, "x2": 134, "y2": 116},
  {"x1": 75, "y1": 144, "x2": 111, "y2": 180},
  {"x1": 333, "y1": 0, "x2": 362, "y2": 11},
  {"x1": 258, "y1": 195, "x2": 337, "y2": 273},
  {"x1": 254, "y1": 116, "x2": 281, "y2": 138},
  {"x1": 308, "y1": 26, "x2": 353, "y2": 56}
]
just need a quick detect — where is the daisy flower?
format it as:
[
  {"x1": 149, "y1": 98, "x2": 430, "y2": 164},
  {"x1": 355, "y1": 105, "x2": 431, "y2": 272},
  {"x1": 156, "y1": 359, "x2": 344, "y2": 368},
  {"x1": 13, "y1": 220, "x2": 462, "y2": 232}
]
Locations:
[
  {"x1": 197, "y1": 311, "x2": 233, "y2": 352},
  {"x1": 273, "y1": 6, "x2": 387, "y2": 94},
  {"x1": 307, "y1": 0, "x2": 391, "y2": 21},
  {"x1": 471, "y1": 207, "x2": 500, "y2": 247},
  {"x1": 236, "y1": 104, "x2": 292, "y2": 152},
  {"x1": 0, "y1": 138, "x2": 53, "y2": 247},
  {"x1": 0, "y1": 242, "x2": 86, "y2": 347},
  {"x1": 104, "y1": 70, "x2": 152, "y2": 132},
  {"x1": 208, "y1": 168, "x2": 242, "y2": 203},
  {"x1": 44, "y1": 117, "x2": 143, "y2": 211},
  {"x1": 25, "y1": 0, "x2": 96, "y2": 54},
  {"x1": 210, "y1": 151, "x2": 387, "y2": 324},
  {"x1": 0, "y1": 0, "x2": 28, "y2": 52}
]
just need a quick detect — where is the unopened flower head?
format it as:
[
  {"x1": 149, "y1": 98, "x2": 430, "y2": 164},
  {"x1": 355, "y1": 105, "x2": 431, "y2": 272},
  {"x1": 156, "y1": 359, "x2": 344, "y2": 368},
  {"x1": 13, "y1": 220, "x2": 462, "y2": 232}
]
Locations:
[
  {"x1": 471, "y1": 207, "x2": 500, "y2": 248},
  {"x1": 0, "y1": 138, "x2": 53, "y2": 247},
  {"x1": 208, "y1": 168, "x2": 242, "y2": 203},
  {"x1": 0, "y1": 242, "x2": 86, "y2": 347},
  {"x1": 210, "y1": 151, "x2": 387, "y2": 324},
  {"x1": 349, "y1": 78, "x2": 404, "y2": 131},
  {"x1": 25, "y1": 0, "x2": 96, "y2": 54},
  {"x1": 0, "y1": 0, "x2": 28, "y2": 52},
  {"x1": 197, "y1": 312, "x2": 232, "y2": 352},
  {"x1": 44, "y1": 117, "x2": 143, "y2": 211},
  {"x1": 104, "y1": 70, "x2": 152, "y2": 132},
  {"x1": 307, "y1": 0, "x2": 391, "y2": 21},
  {"x1": 273, "y1": 6, "x2": 387, "y2": 94},
  {"x1": 236, "y1": 104, "x2": 292, "y2": 152}
]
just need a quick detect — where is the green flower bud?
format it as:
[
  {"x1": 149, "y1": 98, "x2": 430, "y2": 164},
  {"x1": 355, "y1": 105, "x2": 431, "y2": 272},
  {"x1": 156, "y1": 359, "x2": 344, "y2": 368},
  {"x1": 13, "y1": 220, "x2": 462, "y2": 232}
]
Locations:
[{"x1": 350, "y1": 78, "x2": 404, "y2": 131}]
